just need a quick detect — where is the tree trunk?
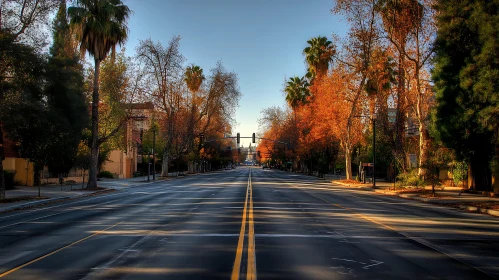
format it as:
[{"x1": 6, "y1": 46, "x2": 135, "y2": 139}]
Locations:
[
  {"x1": 468, "y1": 155, "x2": 492, "y2": 191},
  {"x1": 0, "y1": 125, "x2": 4, "y2": 200},
  {"x1": 345, "y1": 145, "x2": 352, "y2": 180},
  {"x1": 188, "y1": 161, "x2": 194, "y2": 174},
  {"x1": 161, "y1": 152, "x2": 169, "y2": 177},
  {"x1": 417, "y1": 123, "x2": 430, "y2": 177},
  {"x1": 87, "y1": 59, "x2": 101, "y2": 189},
  {"x1": 394, "y1": 50, "x2": 407, "y2": 172}
]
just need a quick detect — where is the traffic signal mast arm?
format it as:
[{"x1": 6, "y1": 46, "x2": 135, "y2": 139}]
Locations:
[{"x1": 200, "y1": 134, "x2": 288, "y2": 147}]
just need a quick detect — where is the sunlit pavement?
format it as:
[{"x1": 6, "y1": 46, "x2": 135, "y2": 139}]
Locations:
[{"x1": 0, "y1": 167, "x2": 498, "y2": 279}]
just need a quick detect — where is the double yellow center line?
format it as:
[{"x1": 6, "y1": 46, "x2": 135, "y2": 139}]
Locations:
[{"x1": 231, "y1": 169, "x2": 256, "y2": 280}]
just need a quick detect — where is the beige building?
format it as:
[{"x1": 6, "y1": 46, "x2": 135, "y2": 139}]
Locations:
[{"x1": 101, "y1": 102, "x2": 155, "y2": 178}]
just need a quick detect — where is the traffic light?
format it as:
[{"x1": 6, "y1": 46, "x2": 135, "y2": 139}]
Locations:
[
  {"x1": 200, "y1": 133, "x2": 204, "y2": 145},
  {"x1": 252, "y1": 133, "x2": 256, "y2": 143},
  {"x1": 237, "y1": 133, "x2": 240, "y2": 144}
]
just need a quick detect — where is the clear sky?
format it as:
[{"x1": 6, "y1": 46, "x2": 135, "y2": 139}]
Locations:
[{"x1": 122, "y1": 0, "x2": 346, "y2": 147}]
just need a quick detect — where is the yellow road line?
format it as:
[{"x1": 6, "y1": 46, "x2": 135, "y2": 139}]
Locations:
[
  {"x1": 247, "y1": 169, "x2": 257, "y2": 280},
  {"x1": 231, "y1": 171, "x2": 250, "y2": 280},
  {"x1": 0, "y1": 221, "x2": 123, "y2": 278}
]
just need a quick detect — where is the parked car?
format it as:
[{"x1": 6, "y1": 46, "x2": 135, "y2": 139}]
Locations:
[{"x1": 262, "y1": 164, "x2": 269, "y2": 169}]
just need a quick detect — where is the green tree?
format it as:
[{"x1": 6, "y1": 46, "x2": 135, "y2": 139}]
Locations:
[
  {"x1": 432, "y1": 0, "x2": 499, "y2": 191},
  {"x1": 1, "y1": 0, "x2": 88, "y2": 187},
  {"x1": 303, "y1": 36, "x2": 336, "y2": 81},
  {"x1": 0, "y1": 0, "x2": 60, "y2": 199},
  {"x1": 68, "y1": 0, "x2": 131, "y2": 189},
  {"x1": 0, "y1": 34, "x2": 46, "y2": 192},
  {"x1": 45, "y1": 0, "x2": 88, "y2": 175}
]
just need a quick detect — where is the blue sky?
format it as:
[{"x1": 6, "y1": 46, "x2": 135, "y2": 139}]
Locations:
[{"x1": 122, "y1": 0, "x2": 346, "y2": 147}]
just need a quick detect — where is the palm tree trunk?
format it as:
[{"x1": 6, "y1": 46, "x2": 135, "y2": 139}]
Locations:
[{"x1": 87, "y1": 59, "x2": 101, "y2": 189}]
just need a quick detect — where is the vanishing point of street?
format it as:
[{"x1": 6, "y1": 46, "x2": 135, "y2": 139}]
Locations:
[{"x1": 0, "y1": 168, "x2": 498, "y2": 279}]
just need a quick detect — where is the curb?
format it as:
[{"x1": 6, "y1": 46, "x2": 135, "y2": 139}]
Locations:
[
  {"x1": 331, "y1": 181, "x2": 375, "y2": 192},
  {"x1": 338, "y1": 183, "x2": 499, "y2": 218},
  {"x1": 390, "y1": 192, "x2": 499, "y2": 218},
  {"x1": 0, "y1": 196, "x2": 71, "y2": 213},
  {"x1": 456, "y1": 205, "x2": 499, "y2": 217}
]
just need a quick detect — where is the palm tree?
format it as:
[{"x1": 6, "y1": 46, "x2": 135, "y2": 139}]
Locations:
[
  {"x1": 184, "y1": 64, "x2": 205, "y2": 173},
  {"x1": 184, "y1": 64, "x2": 205, "y2": 94},
  {"x1": 68, "y1": 0, "x2": 131, "y2": 189},
  {"x1": 303, "y1": 36, "x2": 336, "y2": 81},
  {"x1": 285, "y1": 76, "x2": 310, "y2": 110},
  {"x1": 284, "y1": 76, "x2": 310, "y2": 172}
]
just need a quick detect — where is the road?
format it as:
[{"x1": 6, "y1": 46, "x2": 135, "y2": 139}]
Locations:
[{"x1": 0, "y1": 167, "x2": 498, "y2": 279}]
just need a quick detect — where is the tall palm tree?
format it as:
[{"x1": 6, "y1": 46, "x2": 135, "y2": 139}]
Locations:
[
  {"x1": 303, "y1": 36, "x2": 336, "y2": 81},
  {"x1": 184, "y1": 64, "x2": 205, "y2": 94},
  {"x1": 184, "y1": 64, "x2": 204, "y2": 173},
  {"x1": 68, "y1": 0, "x2": 131, "y2": 189},
  {"x1": 285, "y1": 76, "x2": 310, "y2": 110}
]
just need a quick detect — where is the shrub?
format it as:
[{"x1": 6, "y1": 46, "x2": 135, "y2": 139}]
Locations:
[
  {"x1": 397, "y1": 170, "x2": 425, "y2": 188},
  {"x1": 452, "y1": 161, "x2": 468, "y2": 187},
  {"x1": 3, "y1": 170, "x2": 16, "y2": 190},
  {"x1": 97, "y1": 170, "x2": 115, "y2": 179}
]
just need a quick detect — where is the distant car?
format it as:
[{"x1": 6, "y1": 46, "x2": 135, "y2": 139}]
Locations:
[{"x1": 262, "y1": 165, "x2": 269, "y2": 169}]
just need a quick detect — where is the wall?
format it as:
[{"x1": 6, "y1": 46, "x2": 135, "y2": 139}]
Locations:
[{"x1": 2, "y1": 157, "x2": 34, "y2": 186}]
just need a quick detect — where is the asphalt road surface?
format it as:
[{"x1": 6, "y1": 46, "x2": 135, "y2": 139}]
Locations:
[{"x1": 0, "y1": 167, "x2": 498, "y2": 279}]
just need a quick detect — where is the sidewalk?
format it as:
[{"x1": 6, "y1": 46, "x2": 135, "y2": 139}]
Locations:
[{"x1": 331, "y1": 178, "x2": 499, "y2": 217}]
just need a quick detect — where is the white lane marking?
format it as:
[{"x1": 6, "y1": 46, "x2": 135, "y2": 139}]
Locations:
[
  {"x1": 0, "y1": 179, "x2": 194, "y2": 219},
  {"x1": 0, "y1": 180, "x2": 216, "y2": 226},
  {"x1": 86, "y1": 233, "x2": 390, "y2": 239},
  {"x1": 339, "y1": 240, "x2": 360, "y2": 244},
  {"x1": 89, "y1": 233, "x2": 152, "y2": 273},
  {"x1": 0, "y1": 198, "x2": 123, "y2": 229},
  {"x1": 224, "y1": 207, "x2": 346, "y2": 211},
  {"x1": 363, "y1": 260, "x2": 384, "y2": 270},
  {"x1": 330, "y1": 266, "x2": 355, "y2": 275},
  {"x1": 331, "y1": 258, "x2": 384, "y2": 270},
  {"x1": 331, "y1": 258, "x2": 367, "y2": 265},
  {"x1": 0, "y1": 251, "x2": 34, "y2": 266}
]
